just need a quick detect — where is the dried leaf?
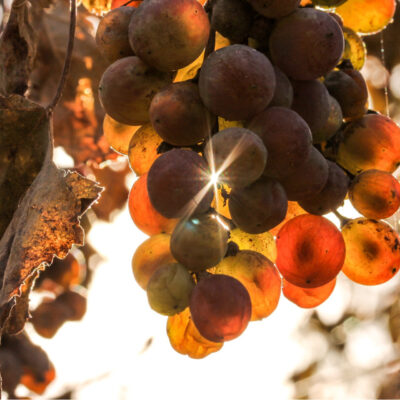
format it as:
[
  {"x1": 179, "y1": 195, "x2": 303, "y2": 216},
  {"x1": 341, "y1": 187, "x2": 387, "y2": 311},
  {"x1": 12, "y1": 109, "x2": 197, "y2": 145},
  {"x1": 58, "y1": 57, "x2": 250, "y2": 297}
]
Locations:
[
  {"x1": 0, "y1": 0, "x2": 37, "y2": 95},
  {"x1": 0, "y1": 100, "x2": 101, "y2": 332},
  {"x1": 0, "y1": 95, "x2": 48, "y2": 238}
]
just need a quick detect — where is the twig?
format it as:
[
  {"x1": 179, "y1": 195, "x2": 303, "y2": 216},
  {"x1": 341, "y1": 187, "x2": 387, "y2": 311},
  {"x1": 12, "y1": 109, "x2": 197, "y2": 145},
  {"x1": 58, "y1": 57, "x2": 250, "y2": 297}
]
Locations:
[{"x1": 46, "y1": 0, "x2": 77, "y2": 113}]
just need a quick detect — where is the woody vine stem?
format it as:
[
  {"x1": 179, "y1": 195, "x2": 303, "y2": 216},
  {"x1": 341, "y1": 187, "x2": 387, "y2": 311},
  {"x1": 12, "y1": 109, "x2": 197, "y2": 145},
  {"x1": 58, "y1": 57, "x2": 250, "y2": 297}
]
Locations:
[{"x1": 46, "y1": 0, "x2": 77, "y2": 114}]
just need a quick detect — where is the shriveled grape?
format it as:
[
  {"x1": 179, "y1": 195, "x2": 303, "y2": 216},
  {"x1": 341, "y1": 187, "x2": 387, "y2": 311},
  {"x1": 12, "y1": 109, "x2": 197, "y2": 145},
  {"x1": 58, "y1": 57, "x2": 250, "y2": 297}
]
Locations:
[{"x1": 167, "y1": 308, "x2": 223, "y2": 358}]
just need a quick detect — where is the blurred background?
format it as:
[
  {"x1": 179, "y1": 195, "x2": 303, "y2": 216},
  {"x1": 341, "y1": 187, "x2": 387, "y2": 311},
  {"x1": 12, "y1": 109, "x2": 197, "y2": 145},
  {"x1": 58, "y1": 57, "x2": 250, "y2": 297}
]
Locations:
[{"x1": 2, "y1": 0, "x2": 400, "y2": 398}]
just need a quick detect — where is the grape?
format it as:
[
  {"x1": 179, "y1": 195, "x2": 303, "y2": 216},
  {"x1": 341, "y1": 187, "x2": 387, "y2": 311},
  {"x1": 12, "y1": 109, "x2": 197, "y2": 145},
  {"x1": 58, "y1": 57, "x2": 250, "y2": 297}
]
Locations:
[
  {"x1": 167, "y1": 308, "x2": 223, "y2": 358},
  {"x1": 149, "y1": 82, "x2": 213, "y2": 146},
  {"x1": 312, "y1": 96, "x2": 343, "y2": 144},
  {"x1": 128, "y1": 123, "x2": 163, "y2": 176},
  {"x1": 342, "y1": 218, "x2": 400, "y2": 285},
  {"x1": 103, "y1": 114, "x2": 140, "y2": 155},
  {"x1": 170, "y1": 213, "x2": 229, "y2": 272},
  {"x1": 329, "y1": 12, "x2": 344, "y2": 28},
  {"x1": 204, "y1": 127, "x2": 267, "y2": 188},
  {"x1": 128, "y1": 174, "x2": 178, "y2": 236},
  {"x1": 147, "y1": 149, "x2": 213, "y2": 218},
  {"x1": 269, "y1": 66, "x2": 293, "y2": 109},
  {"x1": 146, "y1": 263, "x2": 195, "y2": 315},
  {"x1": 269, "y1": 201, "x2": 307, "y2": 237},
  {"x1": 229, "y1": 228, "x2": 277, "y2": 262},
  {"x1": 98, "y1": 56, "x2": 172, "y2": 125},
  {"x1": 269, "y1": 8, "x2": 344, "y2": 80},
  {"x1": 291, "y1": 79, "x2": 331, "y2": 137},
  {"x1": 324, "y1": 68, "x2": 368, "y2": 120},
  {"x1": 214, "y1": 250, "x2": 281, "y2": 320},
  {"x1": 211, "y1": 0, "x2": 253, "y2": 44},
  {"x1": 247, "y1": 107, "x2": 312, "y2": 179},
  {"x1": 132, "y1": 234, "x2": 176, "y2": 289},
  {"x1": 337, "y1": 114, "x2": 400, "y2": 175},
  {"x1": 312, "y1": 0, "x2": 348, "y2": 6},
  {"x1": 229, "y1": 177, "x2": 288, "y2": 234},
  {"x1": 95, "y1": 6, "x2": 135, "y2": 63},
  {"x1": 283, "y1": 278, "x2": 336, "y2": 309},
  {"x1": 248, "y1": 15, "x2": 274, "y2": 50},
  {"x1": 280, "y1": 147, "x2": 329, "y2": 201},
  {"x1": 341, "y1": 27, "x2": 366, "y2": 71},
  {"x1": 349, "y1": 170, "x2": 400, "y2": 219},
  {"x1": 189, "y1": 274, "x2": 252, "y2": 342},
  {"x1": 335, "y1": 0, "x2": 396, "y2": 35},
  {"x1": 128, "y1": 0, "x2": 210, "y2": 71},
  {"x1": 199, "y1": 44, "x2": 276, "y2": 121},
  {"x1": 246, "y1": 0, "x2": 301, "y2": 18},
  {"x1": 276, "y1": 214, "x2": 345, "y2": 288},
  {"x1": 298, "y1": 160, "x2": 349, "y2": 215}
]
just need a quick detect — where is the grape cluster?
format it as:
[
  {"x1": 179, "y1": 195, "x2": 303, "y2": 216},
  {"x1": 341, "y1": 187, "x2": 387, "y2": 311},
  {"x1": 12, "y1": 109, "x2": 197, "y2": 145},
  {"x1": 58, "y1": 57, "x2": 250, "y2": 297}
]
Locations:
[{"x1": 96, "y1": 0, "x2": 399, "y2": 358}]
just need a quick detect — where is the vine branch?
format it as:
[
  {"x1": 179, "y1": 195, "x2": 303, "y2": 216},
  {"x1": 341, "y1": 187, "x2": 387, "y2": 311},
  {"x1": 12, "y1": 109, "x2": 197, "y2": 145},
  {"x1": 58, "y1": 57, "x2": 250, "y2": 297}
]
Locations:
[{"x1": 46, "y1": 0, "x2": 77, "y2": 113}]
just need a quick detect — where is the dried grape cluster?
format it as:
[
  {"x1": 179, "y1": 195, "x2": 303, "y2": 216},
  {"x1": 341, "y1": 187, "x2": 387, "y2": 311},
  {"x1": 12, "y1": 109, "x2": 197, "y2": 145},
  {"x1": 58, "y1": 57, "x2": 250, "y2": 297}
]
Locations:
[{"x1": 96, "y1": 0, "x2": 399, "y2": 358}]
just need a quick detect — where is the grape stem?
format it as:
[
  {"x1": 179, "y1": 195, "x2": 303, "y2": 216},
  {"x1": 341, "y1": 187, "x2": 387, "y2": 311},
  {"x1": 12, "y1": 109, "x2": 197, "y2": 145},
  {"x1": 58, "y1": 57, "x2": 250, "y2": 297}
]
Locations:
[
  {"x1": 46, "y1": 0, "x2": 77, "y2": 114},
  {"x1": 333, "y1": 210, "x2": 351, "y2": 228}
]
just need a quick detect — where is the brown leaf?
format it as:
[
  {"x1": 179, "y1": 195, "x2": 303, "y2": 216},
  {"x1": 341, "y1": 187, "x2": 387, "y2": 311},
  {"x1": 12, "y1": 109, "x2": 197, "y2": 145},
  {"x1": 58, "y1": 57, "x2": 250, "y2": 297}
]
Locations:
[
  {"x1": 0, "y1": 0, "x2": 37, "y2": 95},
  {"x1": 0, "y1": 95, "x2": 48, "y2": 238},
  {"x1": 0, "y1": 102, "x2": 101, "y2": 332}
]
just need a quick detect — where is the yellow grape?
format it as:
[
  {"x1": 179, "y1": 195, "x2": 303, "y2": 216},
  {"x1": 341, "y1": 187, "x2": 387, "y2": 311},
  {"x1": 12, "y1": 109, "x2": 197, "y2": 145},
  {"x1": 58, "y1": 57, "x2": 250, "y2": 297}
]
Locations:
[
  {"x1": 167, "y1": 308, "x2": 223, "y2": 359},
  {"x1": 214, "y1": 250, "x2": 281, "y2": 321},
  {"x1": 341, "y1": 27, "x2": 366, "y2": 70},
  {"x1": 229, "y1": 228, "x2": 277, "y2": 262},
  {"x1": 103, "y1": 114, "x2": 140, "y2": 155}
]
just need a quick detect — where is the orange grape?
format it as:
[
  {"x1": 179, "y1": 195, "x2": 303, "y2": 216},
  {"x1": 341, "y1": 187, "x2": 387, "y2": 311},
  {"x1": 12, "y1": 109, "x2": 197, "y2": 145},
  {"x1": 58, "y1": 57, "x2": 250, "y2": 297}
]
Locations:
[
  {"x1": 229, "y1": 228, "x2": 277, "y2": 262},
  {"x1": 214, "y1": 251, "x2": 281, "y2": 321},
  {"x1": 128, "y1": 123, "x2": 163, "y2": 176},
  {"x1": 128, "y1": 174, "x2": 178, "y2": 236},
  {"x1": 276, "y1": 214, "x2": 345, "y2": 288},
  {"x1": 342, "y1": 218, "x2": 400, "y2": 285},
  {"x1": 167, "y1": 308, "x2": 223, "y2": 358},
  {"x1": 282, "y1": 278, "x2": 336, "y2": 308},
  {"x1": 131, "y1": 234, "x2": 176, "y2": 289},
  {"x1": 103, "y1": 114, "x2": 140, "y2": 155},
  {"x1": 335, "y1": 0, "x2": 396, "y2": 35},
  {"x1": 337, "y1": 114, "x2": 400, "y2": 175},
  {"x1": 349, "y1": 169, "x2": 400, "y2": 219}
]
